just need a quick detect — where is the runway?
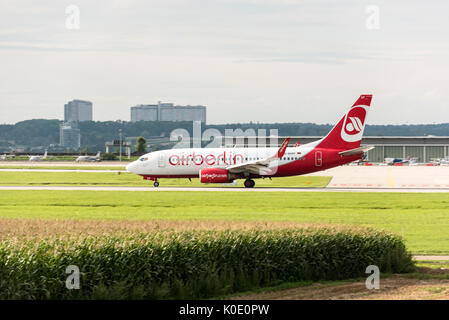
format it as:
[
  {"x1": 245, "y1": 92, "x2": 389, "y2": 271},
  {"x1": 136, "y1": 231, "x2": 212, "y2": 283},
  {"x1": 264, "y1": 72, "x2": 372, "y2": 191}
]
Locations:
[
  {"x1": 0, "y1": 165, "x2": 448, "y2": 192},
  {"x1": 0, "y1": 186, "x2": 448, "y2": 193},
  {"x1": 308, "y1": 165, "x2": 449, "y2": 189}
]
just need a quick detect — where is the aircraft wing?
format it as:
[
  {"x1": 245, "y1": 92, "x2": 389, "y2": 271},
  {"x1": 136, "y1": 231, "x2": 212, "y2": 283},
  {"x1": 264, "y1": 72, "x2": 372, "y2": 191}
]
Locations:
[
  {"x1": 339, "y1": 145, "x2": 374, "y2": 156},
  {"x1": 226, "y1": 138, "x2": 290, "y2": 175}
]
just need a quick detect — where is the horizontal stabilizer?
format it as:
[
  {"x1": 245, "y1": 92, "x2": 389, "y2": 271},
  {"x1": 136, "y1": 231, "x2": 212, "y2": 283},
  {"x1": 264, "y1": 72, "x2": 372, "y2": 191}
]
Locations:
[{"x1": 339, "y1": 145, "x2": 374, "y2": 156}]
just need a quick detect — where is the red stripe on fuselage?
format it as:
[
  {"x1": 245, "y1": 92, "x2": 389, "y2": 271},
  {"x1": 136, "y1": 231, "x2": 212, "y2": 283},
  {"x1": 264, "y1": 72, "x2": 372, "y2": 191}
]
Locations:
[{"x1": 274, "y1": 148, "x2": 362, "y2": 177}]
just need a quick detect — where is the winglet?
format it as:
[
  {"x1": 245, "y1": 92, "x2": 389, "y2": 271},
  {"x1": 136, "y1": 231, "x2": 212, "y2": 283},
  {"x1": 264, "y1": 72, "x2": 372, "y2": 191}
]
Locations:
[{"x1": 277, "y1": 137, "x2": 290, "y2": 158}]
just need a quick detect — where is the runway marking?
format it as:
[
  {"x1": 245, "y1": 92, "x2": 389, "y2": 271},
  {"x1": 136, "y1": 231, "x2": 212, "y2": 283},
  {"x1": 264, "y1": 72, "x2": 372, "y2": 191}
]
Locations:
[{"x1": 387, "y1": 168, "x2": 395, "y2": 187}]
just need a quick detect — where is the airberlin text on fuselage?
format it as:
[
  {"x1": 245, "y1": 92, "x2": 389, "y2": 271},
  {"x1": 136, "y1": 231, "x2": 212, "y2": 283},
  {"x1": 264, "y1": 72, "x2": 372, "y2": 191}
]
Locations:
[{"x1": 169, "y1": 151, "x2": 244, "y2": 166}]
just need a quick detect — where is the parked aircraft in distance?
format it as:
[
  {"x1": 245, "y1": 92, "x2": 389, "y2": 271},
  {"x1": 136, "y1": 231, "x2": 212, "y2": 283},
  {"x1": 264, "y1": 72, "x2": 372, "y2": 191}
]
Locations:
[
  {"x1": 384, "y1": 157, "x2": 417, "y2": 165},
  {"x1": 29, "y1": 150, "x2": 48, "y2": 162},
  {"x1": 0, "y1": 154, "x2": 16, "y2": 161},
  {"x1": 127, "y1": 95, "x2": 374, "y2": 187},
  {"x1": 76, "y1": 151, "x2": 101, "y2": 162},
  {"x1": 429, "y1": 157, "x2": 449, "y2": 166}
]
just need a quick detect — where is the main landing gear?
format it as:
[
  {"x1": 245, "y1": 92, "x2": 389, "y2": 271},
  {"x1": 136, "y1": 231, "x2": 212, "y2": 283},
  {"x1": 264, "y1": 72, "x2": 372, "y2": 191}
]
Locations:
[
  {"x1": 153, "y1": 180, "x2": 159, "y2": 187},
  {"x1": 244, "y1": 179, "x2": 255, "y2": 188}
]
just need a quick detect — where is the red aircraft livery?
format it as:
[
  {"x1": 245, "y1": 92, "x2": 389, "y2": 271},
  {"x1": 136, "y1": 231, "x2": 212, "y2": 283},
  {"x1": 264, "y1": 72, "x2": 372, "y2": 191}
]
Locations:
[{"x1": 126, "y1": 95, "x2": 374, "y2": 187}]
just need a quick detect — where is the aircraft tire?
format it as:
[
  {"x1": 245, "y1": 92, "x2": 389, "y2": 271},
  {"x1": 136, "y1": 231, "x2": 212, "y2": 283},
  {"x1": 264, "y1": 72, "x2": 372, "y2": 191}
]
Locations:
[
  {"x1": 153, "y1": 181, "x2": 160, "y2": 187},
  {"x1": 244, "y1": 179, "x2": 255, "y2": 188}
]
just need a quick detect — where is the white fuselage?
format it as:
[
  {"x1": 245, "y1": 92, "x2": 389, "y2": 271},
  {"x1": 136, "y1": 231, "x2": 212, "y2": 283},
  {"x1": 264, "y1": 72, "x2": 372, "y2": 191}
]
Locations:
[
  {"x1": 76, "y1": 156, "x2": 98, "y2": 162},
  {"x1": 30, "y1": 151, "x2": 47, "y2": 162},
  {"x1": 29, "y1": 156, "x2": 44, "y2": 161},
  {"x1": 126, "y1": 141, "x2": 319, "y2": 177}
]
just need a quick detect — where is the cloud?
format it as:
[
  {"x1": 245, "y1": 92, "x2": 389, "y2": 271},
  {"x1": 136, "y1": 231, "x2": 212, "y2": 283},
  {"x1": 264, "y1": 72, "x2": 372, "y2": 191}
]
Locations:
[{"x1": 0, "y1": 0, "x2": 448, "y2": 124}]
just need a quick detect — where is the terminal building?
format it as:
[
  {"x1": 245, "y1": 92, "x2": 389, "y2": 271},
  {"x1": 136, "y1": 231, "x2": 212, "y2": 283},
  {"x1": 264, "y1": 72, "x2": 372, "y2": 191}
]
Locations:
[
  {"x1": 359, "y1": 136, "x2": 449, "y2": 163},
  {"x1": 223, "y1": 136, "x2": 449, "y2": 163},
  {"x1": 130, "y1": 101, "x2": 206, "y2": 123},
  {"x1": 64, "y1": 99, "x2": 93, "y2": 122}
]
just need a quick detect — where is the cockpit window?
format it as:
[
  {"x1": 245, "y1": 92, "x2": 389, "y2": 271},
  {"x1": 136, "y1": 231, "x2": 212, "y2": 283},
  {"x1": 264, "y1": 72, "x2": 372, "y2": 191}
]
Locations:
[{"x1": 139, "y1": 157, "x2": 148, "y2": 161}]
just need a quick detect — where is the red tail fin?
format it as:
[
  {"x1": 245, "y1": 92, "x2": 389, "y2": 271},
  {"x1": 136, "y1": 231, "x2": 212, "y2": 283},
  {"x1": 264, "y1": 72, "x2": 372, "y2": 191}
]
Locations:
[{"x1": 317, "y1": 95, "x2": 372, "y2": 150}]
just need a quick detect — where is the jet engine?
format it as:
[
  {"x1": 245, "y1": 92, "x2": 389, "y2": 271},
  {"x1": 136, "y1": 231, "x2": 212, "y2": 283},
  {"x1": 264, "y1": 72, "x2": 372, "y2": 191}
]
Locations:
[{"x1": 199, "y1": 168, "x2": 237, "y2": 183}]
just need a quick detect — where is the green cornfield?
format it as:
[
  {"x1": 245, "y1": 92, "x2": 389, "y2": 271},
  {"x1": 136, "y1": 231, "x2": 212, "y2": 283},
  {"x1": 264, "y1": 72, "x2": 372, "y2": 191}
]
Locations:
[{"x1": 0, "y1": 227, "x2": 414, "y2": 299}]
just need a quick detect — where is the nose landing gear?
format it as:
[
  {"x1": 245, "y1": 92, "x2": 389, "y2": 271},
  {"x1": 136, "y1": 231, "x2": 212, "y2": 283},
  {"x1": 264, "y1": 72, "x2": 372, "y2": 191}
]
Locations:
[
  {"x1": 244, "y1": 179, "x2": 255, "y2": 188},
  {"x1": 143, "y1": 176, "x2": 160, "y2": 187}
]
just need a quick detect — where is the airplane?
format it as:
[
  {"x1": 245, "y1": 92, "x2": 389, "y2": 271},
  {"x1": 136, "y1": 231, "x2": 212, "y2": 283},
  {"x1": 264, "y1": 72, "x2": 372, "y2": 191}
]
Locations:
[
  {"x1": 429, "y1": 158, "x2": 441, "y2": 166},
  {"x1": 0, "y1": 153, "x2": 16, "y2": 160},
  {"x1": 430, "y1": 157, "x2": 449, "y2": 166},
  {"x1": 384, "y1": 158, "x2": 406, "y2": 165},
  {"x1": 75, "y1": 151, "x2": 101, "y2": 162},
  {"x1": 29, "y1": 150, "x2": 48, "y2": 162},
  {"x1": 127, "y1": 94, "x2": 374, "y2": 187},
  {"x1": 384, "y1": 156, "x2": 417, "y2": 166}
]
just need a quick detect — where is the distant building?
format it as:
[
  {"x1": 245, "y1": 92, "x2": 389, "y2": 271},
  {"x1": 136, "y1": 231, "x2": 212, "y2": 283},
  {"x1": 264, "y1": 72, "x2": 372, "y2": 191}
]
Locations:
[
  {"x1": 59, "y1": 122, "x2": 81, "y2": 149},
  {"x1": 130, "y1": 101, "x2": 206, "y2": 123},
  {"x1": 64, "y1": 99, "x2": 93, "y2": 122}
]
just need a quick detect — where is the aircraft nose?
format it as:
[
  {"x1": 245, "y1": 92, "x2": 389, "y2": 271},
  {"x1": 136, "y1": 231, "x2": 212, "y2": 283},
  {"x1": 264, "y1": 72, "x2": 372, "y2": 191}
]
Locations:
[{"x1": 126, "y1": 161, "x2": 138, "y2": 173}]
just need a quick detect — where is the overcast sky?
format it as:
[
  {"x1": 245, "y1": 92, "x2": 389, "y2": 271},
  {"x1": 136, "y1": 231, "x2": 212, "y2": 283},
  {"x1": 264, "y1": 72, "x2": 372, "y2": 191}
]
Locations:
[{"x1": 0, "y1": 0, "x2": 448, "y2": 125}]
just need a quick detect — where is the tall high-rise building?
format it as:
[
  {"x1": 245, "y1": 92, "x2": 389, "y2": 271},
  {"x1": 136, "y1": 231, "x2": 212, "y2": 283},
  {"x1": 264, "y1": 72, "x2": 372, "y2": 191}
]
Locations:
[
  {"x1": 131, "y1": 101, "x2": 206, "y2": 123},
  {"x1": 59, "y1": 122, "x2": 81, "y2": 149},
  {"x1": 64, "y1": 99, "x2": 93, "y2": 122}
]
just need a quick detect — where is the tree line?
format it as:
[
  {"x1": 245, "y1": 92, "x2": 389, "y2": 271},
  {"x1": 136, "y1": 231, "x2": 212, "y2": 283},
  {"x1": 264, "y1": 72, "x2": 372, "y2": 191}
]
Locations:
[{"x1": 1, "y1": 119, "x2": 449, "y2": 152}]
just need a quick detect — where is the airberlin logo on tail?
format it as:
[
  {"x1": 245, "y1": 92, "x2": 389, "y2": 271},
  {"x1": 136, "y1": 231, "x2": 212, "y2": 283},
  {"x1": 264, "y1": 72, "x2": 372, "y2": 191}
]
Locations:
[
  {"x1": 341, "y1": 106, "x2": 368, "y2": 142},
  {"x1": 345, "y1": 117, "x2": 363, "y2": 133}
]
